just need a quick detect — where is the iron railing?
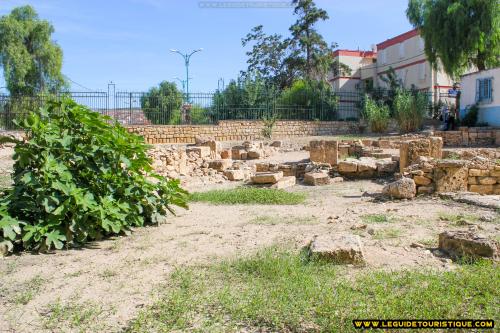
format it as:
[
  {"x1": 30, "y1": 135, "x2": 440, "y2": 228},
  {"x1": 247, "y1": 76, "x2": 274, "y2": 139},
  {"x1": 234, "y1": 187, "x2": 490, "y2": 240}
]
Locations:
[{"x1": 0, "y1": 89, "x2": 458, "y2": 129}]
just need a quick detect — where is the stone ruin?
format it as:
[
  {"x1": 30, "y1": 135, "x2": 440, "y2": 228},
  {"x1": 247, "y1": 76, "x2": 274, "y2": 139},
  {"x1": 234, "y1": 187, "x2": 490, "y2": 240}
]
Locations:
[{"x1": 148, "y1": 132, "x2": 499, "y2": 197}]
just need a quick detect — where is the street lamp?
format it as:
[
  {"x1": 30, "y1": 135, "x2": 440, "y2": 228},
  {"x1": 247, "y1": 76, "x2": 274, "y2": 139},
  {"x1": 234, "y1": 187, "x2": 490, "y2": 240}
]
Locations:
[
  {"x1": 170, "y1": 48, "x2": 203, "y2": 102},
  {"x1": 173, "y1": 77, "x2": 193, "y2": 94}
]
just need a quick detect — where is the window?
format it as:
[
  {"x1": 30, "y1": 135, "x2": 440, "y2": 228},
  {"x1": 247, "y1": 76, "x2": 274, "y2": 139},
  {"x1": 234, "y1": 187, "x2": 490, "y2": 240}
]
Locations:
[
  {"x1": 476, "y1": 78, "x2": 493, "y2": 103},
  {"x1": 418, "y1": 63, "x2": 426, "y2": 80},
  {"x1": 399, "y1": 42, "x2": 405, "y2": 59}
]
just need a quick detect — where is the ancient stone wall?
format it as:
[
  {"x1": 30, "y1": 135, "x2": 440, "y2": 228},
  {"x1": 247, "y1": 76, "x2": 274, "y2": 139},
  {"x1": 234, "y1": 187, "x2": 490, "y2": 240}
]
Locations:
[
  {"x1": 434, "y1": 127, "x2": 500, "y2": 147},
  {"x1": 406, "y1": 157, "x2": 500, "y2": 195},
  {"x1": 125, "y1": 120, "x2": 359, "y2": 144}
]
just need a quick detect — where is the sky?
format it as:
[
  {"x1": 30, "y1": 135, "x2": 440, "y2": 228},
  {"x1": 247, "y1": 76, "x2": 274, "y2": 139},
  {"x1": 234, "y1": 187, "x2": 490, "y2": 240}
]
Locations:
[{"x1": 0, "y1": 0, "x2": 413, "y2": 93}]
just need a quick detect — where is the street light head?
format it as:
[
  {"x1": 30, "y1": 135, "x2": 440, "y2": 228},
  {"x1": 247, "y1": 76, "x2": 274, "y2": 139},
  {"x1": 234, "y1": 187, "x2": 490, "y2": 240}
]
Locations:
[
  {"x1": 170, "y1": 49, "x2": 178, "y2": 52},
  {"x1": 197, "y1": 48, "x2": 203, "y2": 52}
]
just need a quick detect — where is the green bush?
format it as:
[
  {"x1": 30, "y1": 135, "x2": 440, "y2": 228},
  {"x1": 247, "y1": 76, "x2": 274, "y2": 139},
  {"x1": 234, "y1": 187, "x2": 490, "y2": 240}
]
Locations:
[
  {"x1": 0, "y1": 99, "x2": 188, "y2": 253},
  {"x1": 278, "y1": 80, "x2": 338, "y2": 120},
  {"x1": 460, "y1": 104, "x2": 479, "y2": 127},
  {"x1": 393, "y1": 89, "x2": 428, "y2": 133},
  {"x1": 362, "y1": 95, "x2": 390, "y2": 133}
]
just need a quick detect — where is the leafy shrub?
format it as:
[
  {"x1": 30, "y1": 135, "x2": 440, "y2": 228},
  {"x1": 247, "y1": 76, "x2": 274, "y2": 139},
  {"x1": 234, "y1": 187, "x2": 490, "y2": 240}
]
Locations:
[
  {"x1": 278, "y1": 80, "x2": 338, "y2": 120},
  {"x1": 460, "y1": 104, "x2": 479, "y2": 127},
  {"x1": 0, "y1": 99, "x2": 188, "y2": 253},
  {"x1": 361, "y1": 95, "x2": 390, "y2": 133},
  {"x1": 168, "y1": 105, "x2": 212, "y2": 125},
  {"x1": 393, "y1": 89, "x2": 428, "y2": 133},
  {"x1": 261, "y1": 114, "x2": 278, "y2": 138}
]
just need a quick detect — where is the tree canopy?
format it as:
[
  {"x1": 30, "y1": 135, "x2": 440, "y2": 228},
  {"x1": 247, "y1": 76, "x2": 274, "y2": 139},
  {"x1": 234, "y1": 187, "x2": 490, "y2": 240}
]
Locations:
[
  {"x1": 241, "y1": 0, "x2": 338, "y2": 89},
  {"x1": 406, "y1": 0, "x2": 500, "y2": 77},
  {"x1": 140, "y1": 81, "x2": 183, "y2": 125},
  {"x1": 0, "y1": 5, "x2": 66, "y2": 95}
]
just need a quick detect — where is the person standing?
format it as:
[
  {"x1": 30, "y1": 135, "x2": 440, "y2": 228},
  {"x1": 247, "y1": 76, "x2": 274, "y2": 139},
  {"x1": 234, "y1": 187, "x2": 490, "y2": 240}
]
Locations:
[{"x1": 441, "y1": 104, "x2": 450, "y2": 130}]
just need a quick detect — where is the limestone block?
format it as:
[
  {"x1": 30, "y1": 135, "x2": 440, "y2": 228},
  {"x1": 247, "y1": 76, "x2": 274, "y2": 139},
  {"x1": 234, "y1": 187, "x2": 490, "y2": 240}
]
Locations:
[
  {"x1": 246, "y1": 149, "x2": 262, "y2": 160},
  {"x1": 417, "y1": 186, "x2": 435, "y2": 194},
  {"x1": 224, "y1": 169, "x2": 245, "y2": 181},
  {"x1": 490, "y1": 170, "x2": 500, "y2": 177},
  {"x1": 186, "y1": 146, "x2": 211, "y2": 158},
  {"x1": 357, "y1": 158, "x2": 377, "y2": 174},
  {"x1": 382, "y1": 178, "x2": 416, "y2": 199},
  {"x1": 469, "y1": 169, "x2": 490, "y2": 177},
  {"x1": 376, "y1": 160, "x2": 398, "y2": 174},
  {"x1": 478, "y1": 177, "x2": 497, "y2": 185},
  {"x1": 251, "y1": 171, "x2": 283, "y2": 184},
  {"x1": 255, "y1": 163, "x2": 270, "y2": 172},
  {"x1": 278, "y1": 164, "x2": 296, "y2": 177},
  {"x1": 231, "y1": 147, "x2": 246, "y2": 160},
  {"x1": 271, "y1": 176, "x2": 296, "y2": 189},
  {"x1": 304, "y1": 172, "x2": 330, "y2": 186},
  {"x1": 208, "y1": 159, "x2": 233, "y2": 171},
  {"x1": 308, "y1": 234, "x2": 365, "y2": 265},
  {"x1": 434, "y1": 165, "x2": 468, "y2": 193},
  {"x1": 338, "y1": 160, "x2": 358, "y2": 173},
  {"x1": 414, "y1": 175, "x2": 432, "y2": 186},
  {"x1": 220, "y1": 149, "x2": 232, "y2": 159},
  {"x1": 270, "y1": 140, "x2": 282, "y2": 147},
  {"x1": 468, "y1": 177, "x2": 478, "y2": 185},
  {"x1": 468, "y1": 185, "x2": 494, "y2": 195},
  {"x1": 439, "y1": 231, "x2": 499, "y2": 259}
]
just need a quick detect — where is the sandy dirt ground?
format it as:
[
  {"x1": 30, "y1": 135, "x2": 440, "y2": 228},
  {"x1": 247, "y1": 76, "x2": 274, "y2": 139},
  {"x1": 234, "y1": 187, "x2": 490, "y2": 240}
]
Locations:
[
  {"x1": 1, "y1": 180, "x2": 499, "y2": 332},
  {"x1": 0, "y1": 140, "x2": 499, "y2": 332}
]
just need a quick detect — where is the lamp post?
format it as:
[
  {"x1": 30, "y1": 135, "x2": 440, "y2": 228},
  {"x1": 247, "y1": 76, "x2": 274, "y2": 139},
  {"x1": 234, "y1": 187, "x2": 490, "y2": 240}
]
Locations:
[
  {"x1": 173, "y1": 77, "x2": 192, "y2": 94},
  {"x1": 169, "y1": 48, "x2": 202, "y2": 102}
]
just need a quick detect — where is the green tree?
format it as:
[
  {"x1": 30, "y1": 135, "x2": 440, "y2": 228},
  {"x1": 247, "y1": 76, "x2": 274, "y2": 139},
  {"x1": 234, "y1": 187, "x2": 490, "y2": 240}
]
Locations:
[
  {"x1": 241, "y1": 1, "x2": 340, "y2": 88},
  {"x1": 241, "y1": 25, "x2": 294, "y2": 89},
  {"x1": 278, "y1": 79, "x2": 338, "y2": 120},
  {"x1": 406, "y1": 0, "x2": 500, "y2": 77},
  {"x1": 212, "y1": 75, "x2": 275, "y2": 120},
  {"x1": 288, "y1": 0, "x2": 336, "y2": 80},
  {"x1": 141, "y1": 81, "x2": 183, "y2": 125},
  {"x1": 0, "y1": 5, "x2": 66, "y2": 95}
]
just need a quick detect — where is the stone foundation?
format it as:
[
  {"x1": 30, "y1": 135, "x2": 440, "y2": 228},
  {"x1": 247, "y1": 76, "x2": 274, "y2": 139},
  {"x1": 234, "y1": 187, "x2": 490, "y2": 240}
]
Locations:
[{"x1": 434, "y1": 127, "x2": 500, "y2": 147}]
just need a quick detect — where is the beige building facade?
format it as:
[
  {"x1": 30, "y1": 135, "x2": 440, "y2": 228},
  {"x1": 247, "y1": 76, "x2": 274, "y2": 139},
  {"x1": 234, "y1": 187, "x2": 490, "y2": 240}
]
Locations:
[{"x1": 330, "y1": 29, "x2": 456, "y2": 103}]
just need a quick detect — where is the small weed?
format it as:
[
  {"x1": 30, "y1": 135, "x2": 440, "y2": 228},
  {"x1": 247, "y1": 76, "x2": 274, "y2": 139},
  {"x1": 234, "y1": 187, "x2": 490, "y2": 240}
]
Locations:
[
  {"x1": 446, "y1": 152, "x2": 461, "y2": 160},
  {"x1": 373, "y1": 227, "x2": 402, "y2": 240},
  {"x1": 99, "y1": 268, "x2": 117, "y2": 279},
  {"x1": 361, "y1": 214, "x2": 398, "y2": 224},
  {"x1": 42, "y1": 300, "x2": 113, "y2": 332},
  {"x1": 65, "y1": 270, "x2": 84, "y2": 278},
  {"x1": 190, "y1": 187, "x2": 306, "y2": 205},
  {"x1": 11, "y1": 275, "x2": 46, "y2": 305},
  {"x1": 249, "y1": 215, "x2": 319, "y2": 225},
  {"x1": 419, "y1": 238, "x2": 438, "y2": 247},
  {"x1": 438, "y1": 212, "x2": 479, "y2": 226}
]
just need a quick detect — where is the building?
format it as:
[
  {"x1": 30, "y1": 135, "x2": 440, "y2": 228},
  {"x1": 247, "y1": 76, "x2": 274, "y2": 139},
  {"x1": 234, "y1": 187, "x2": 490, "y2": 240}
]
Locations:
[
  {"x1": 329, "y1": 50, "x2": 376, "y2": 92},
  {"x1": 331, "y1": 29, "x2": 456, "y2": 104},
  {"x1": 460, "y1": 67, "x2": 499, "y2": 126}
]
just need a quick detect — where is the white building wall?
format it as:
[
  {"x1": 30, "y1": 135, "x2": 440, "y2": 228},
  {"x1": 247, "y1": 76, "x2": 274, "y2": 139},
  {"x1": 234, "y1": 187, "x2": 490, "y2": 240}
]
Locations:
[{"x1": 460, "y1": 67, "x2": 500, "y2": 126}]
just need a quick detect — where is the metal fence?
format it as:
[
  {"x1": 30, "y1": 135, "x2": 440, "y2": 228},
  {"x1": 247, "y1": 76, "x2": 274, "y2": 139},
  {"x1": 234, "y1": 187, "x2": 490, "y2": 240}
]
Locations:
[
  {"x1": 0, "y1": 89, "x2": 457, "y2": 130},
  {"x1": 0, "y1": 90, "x2": 363, "y2": 129}
]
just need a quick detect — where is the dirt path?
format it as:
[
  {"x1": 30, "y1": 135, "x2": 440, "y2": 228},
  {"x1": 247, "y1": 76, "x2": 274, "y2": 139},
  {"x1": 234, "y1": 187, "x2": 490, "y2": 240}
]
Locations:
[{"x1": 1, "y1": 180, "x2": 499, "y2": 332}]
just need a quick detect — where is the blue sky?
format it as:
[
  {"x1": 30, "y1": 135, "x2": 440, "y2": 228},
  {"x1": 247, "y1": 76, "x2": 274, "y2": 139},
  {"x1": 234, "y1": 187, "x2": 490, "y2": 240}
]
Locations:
[{"x1": 0, "y1": 0, "x2": 413, "y2": 93}]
